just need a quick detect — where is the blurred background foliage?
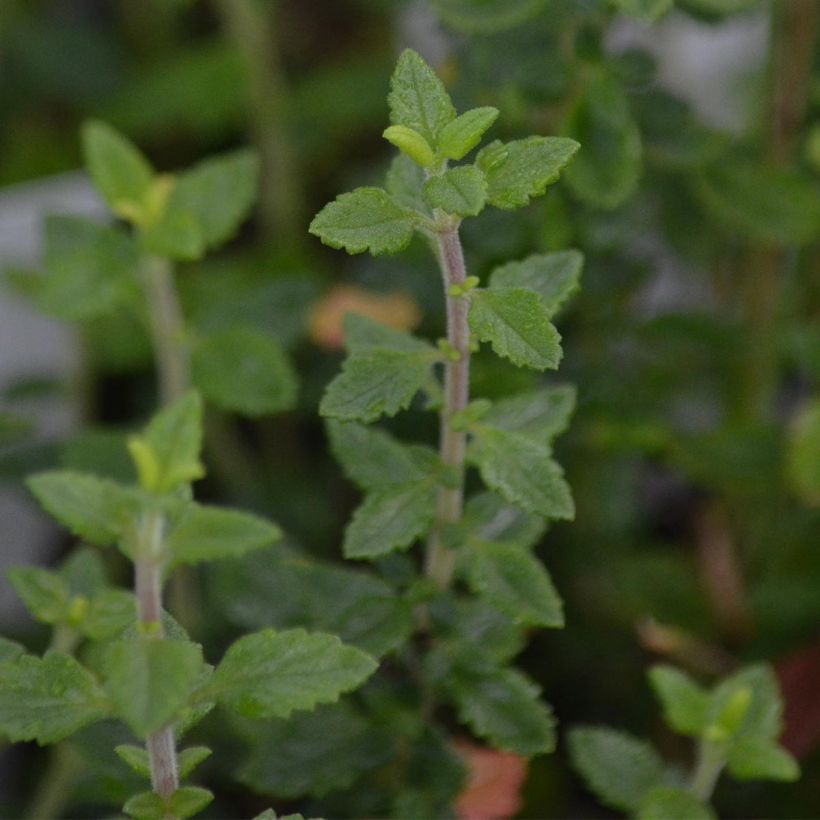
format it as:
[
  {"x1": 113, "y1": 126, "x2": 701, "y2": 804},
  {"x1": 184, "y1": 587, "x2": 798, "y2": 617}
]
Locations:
[{"x1": 1, "y1": 0, "x2": 820, "y2": 817}]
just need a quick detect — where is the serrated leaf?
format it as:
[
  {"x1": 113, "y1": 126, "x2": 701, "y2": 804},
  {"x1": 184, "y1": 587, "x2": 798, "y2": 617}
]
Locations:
[
  {"x1": 470, "y1": 426, "x2": 574, "y2": 519},
  {"x1": 123, "y1": 790, "x2": 165, "y2": 819},
  {"x1": 648, "y1": 665, "x2": 710, "y2": 736},
  {"x1": 326, "y1": 420, "x2": 431, "y2": 490},
  {"x1": 133, "y1": 391, "x2": 205, "y2": 493},
  {"x1": 465, "y1": 541, "x2": 563, "y2": 627},
  {"x1": 489, "y1": 250, "x2": 583, "y2": 317},
  {"x1": 469, "y1": 288, "x2": 562, "y2": 370},
  {"x1": 462, "y1": 492, "x2": 546, "y2": 549},
  {"x1": 115, "y1": 743, "x2": 151, "y2": 777},
  {"x1": 449, "y1": 660, "x2": 555, "y2": 755},
  {"x1": 697, "y1": 162, "x2": 820, "y2": 245},
  {"x1": 178, "y1": 745, "x2": 212, "y2": 778},
  {"x1": 387, "y1": 49, "x2": 455, "y2": 146},
  {"x1": 430, "y1": 0, "x2": 549, "y2": 33},
  {"x1": 7, "y1": 567, "x2": 70, "y2": 624},
  {"x1": 27, "y1": 471, "x2": 140, "y2": 546},
  {"x1": 210, "y1": 547, "x2": 414, "y2": 658},
  {"x1": 637, "y1": 786, "x2": 715, "y2": 820},
  {"x1": 192, "y1": 325, "x2": 297, "y2": 417},
  {"x1": 81, "y1": 120, "x2": 154, "y2": 217},
  {"x1": 438, "y1": 107, "x2": 500, "y2": 160},
  {"x1": 35, "y1": 216, "x2": 139, "y2": 321},
  {"x1": 103, "y1": 639, "x2": 204, "y2": 737},
  {"x1": 238, "y1": 702, "x2": 389, "y2": 798},
  {"x1": 343, "y1": 312, "x2": 432, "y2": 354},
  {"x1": 344, "y1": 480, "x2": 436, "y2": 559},
  {"x1": 83, "y1": 588, "x2": 136, "y2": 640},
  {"x1": 482, "y1": 386, "x2": 576, "y2": 443},
  {"x1": 568, "y1": 726, "x2": 666, "y2": 812},
  {"x1": 309, "y1": 188, "x2": 419, "y2": 256},
  {"x1": 206, "y1": 628, "x2": 377, "y2": 719},
  {"x1": 423, "y1": 166, "x2": 487, "y2": 216},
  {"x1": 166, "y1": 502, "x2": 280, "y2": 568},
  {"x1": 726, "y1": 736, "x2": 799, "y2": 782},
  {"x1": 169, "y1": 786, "x2": 213, "y2": 819},
  {"x1": 385, "y1": 154, "x2": 428, "y2": 213},
  {"x1": 0, "y1": 652, "x2": 109, "y2": 744},
  {"x1": 563, "y1": 75, "x2": 642, "y2": 209},
  {"x1": 477, "y1": 136, "x2": 579, "y2": 210}
]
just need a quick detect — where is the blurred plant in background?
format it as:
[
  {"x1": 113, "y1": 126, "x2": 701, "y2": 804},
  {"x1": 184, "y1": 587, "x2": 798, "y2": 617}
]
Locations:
[{"x1": 1, "y1": 0, "x2": 819, "y2": 817}]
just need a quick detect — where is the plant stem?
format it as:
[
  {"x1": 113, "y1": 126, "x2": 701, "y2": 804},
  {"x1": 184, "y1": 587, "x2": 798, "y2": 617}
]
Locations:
[
  {"x1": 689, "y1": 740, "x2": 725, "y2": 803},
  {"x1": 141, "y1": 255, "x2": 189, "y2": 407},
  {"x1": 425, "y1": 225, "x2": 470, "y2": 590},
  {"x1": 135, "y1": 510, "x2": 180, "y2": 803},
  {"x1": 24, "y1": 743, "x2": 83, "y2": 820}
]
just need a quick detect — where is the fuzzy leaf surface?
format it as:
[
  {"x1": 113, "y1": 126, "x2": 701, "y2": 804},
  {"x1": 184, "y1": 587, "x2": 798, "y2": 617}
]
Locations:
[
  {"x1": 309, "y1": 188, "x2": 418, "y2": 255},
  {"x1": 482, "y1": 386, "x2": 576, "y2": 443},
  {"x1": 207, "y1": 628, "x2": 377, "y2": 719},
  {"x1": 489, "y1": 250, "x2": 583, "y2": 317},
  {"x1": 477, "y1": 136, "x2": 579, "y2": 209},
  {"x1": 0, "y1": 652, "x2": 109, "y2": 743},
  {"x1": 438, "y1": 107, "x2": 499, "y2": 160},
  {"x1": 192, "y1": 326, "x2": 298, "y2": 416},
  {"x1": 423, "y1": 166, "x2": 487, "y2": 216},
  {"x1": 469, "y1": 288, "x2": 562, "y2": 370},
  {"x1": 568, "y1": 726, "x2": 666, "y2": 812}
]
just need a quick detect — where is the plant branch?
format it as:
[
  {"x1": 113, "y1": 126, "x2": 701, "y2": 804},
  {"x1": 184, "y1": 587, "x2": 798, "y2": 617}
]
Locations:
[
  {"x1": 135, "y1": 510, "x2": 179, "y2": 803},
  {"x1": 689, "y1": 739, "x2": 725, "y2": 803},
  {"x1": 425, "y1": 224, "x2": 470, "y2": 590}
]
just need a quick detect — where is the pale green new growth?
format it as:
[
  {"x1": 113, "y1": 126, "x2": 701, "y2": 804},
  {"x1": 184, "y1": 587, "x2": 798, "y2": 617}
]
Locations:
[
  {"x1": 468, "y1": 288, "x2": 562, "y2": 370},
  {"x1": 423, "y1": 166, "x2": 488, "y2": 216},
  {"x1": 438, "y1": 107, "x2": 500, "y2": 160},
  {"x1": 648, "y1": 665, "x2": 711, "y2": 736}
]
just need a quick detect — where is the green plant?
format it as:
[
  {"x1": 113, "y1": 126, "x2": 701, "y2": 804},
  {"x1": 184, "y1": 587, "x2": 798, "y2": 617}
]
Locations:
[
  {"x1": 569, "y1": 663, "x2": 799, "y2": 818},
  {"x1": 1, "y1": 392, "x2": 376, "y2": 819},
  {"x1": 304, "y1": 48, "x2": 581, "y2": 813}
]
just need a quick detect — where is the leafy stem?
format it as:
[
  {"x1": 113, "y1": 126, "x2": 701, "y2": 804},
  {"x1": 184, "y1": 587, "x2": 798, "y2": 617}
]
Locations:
[
  {"x1": 425, "y1": 222, "x2": 470, "y2": 590},
  {"x1": 689, "y1": 739, "x2": 725, "y2": 803}
]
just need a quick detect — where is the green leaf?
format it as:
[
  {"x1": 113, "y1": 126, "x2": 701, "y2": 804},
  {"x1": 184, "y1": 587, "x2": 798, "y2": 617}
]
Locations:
[
  {"x1": 81, "y1": 120, "x2": 154, "y2": 218},
  {"x1": 35, "y1": 216, "x2": 139, "y2": 321},
  {"x1": 612, "y1": 0, "x2": 674, "y2": 21},
  {"x1": 130, "y1": 391, "x2": 205, "y2": 493},
  {"x1": 430, "y1": 0, "x2": 549, "y2": 33},
  {"x1": 568, "y1": 726, "x2": 666, "y2": 812},
  {"x1": 344, "y1": 480, "x2": 436, "y2": 559},
  {"x1": 787, "y1": 399, "x2": 820, "y2": 505},
  {"x1": 648, "y1": 665, "x2": 710, "y2": 736},
  {"x1": 166, "y1": 502, "x2": 280, "y2": 568},
  {"x1": 207, "y1": 628, "x2": 377, "y2": 719},
  {"x1": 115, "y1": 743, "x2": 151, "y2": 777},
  {"x1": 489, "y1": 250, "x2": 583, "y2": 317},
  {"x1": 0, "y1": 638, "x2": 24, "y2": 664},
  {"x1": 169, "y1": 786, "x2": 214, "y2": 819},
  {"x1": 7, "y1": 567, "x2": 70, "y2": 624},
  {"x1": 123, "y1": 791, "x2": 165, "y2": 820},
  {"x1": 726, "y1": 736, "x2": 799, "y2": 782},
  {"x1": 448, "y1": 660, "x2": 556, "y2": 755},
  {"x1": 563, "y1": 75, "x2": 642, "y2": 209},
  {"x1": 482, "y1": 386, "x2": 576, "y2": 443},
  {"x1": 387, "y1": 49, "x2": 455, "y2": 146},
  {"x1": 83, "y1": 588, "x2": 136, "y2": 640},
  {"x1": 385, "y1": 154, "x2": 428, "y2": 214},
  {"x1": 0, "y1": 652, "x2": 109, "y2": 743},
  {"x1": 210, "y1": 547, "x2": 414, "y2": 658},
  {"x1": 139, "y1": 207, "x2": 203, "y2": 261},
  {"x1": 438, "y1": 107, "x2": 500, "y2": 161},
  {"x1": 637, "y1": 786, "x2": 715, "y2": 820},
  {"x1": 423, "y1": 166, "x2": 488, "y2": 216},
  {"x1": 326, "y1": 420, "x2": 433, "y2": 490},
  {"x1": 320, "y1": 323, "x2": 437, "y2": 423},
  {"x1": 470, "y1": 426, "x2": 574, "y2": 519},
  {"x1": 59, "y1": 547, "x2": 108, "y2": 597},
  {"x1": 468, "y1": 288, "x2": 562, "y2": 370},
  {"x1": 103, "y1": 639, "x2": 204, "y2": 737},
  {"x1": 192, "y1": 326, "x2": 297, "y2": 417},
  {"x1": 465, "y1": 541, "x2": 563, "y2": 627},
  {"x1": 238, "y1": 702, "x2": 389, "y2": 798},
  {"x1": 462, "y1": 492, "x2": 547, "y2": 549},
  {"x1": 383, "y1": 125, "x2": 436, "y2": 168},
  {"x1": 178, "y1": 746, "x2": 212, "y2": 778},
  {"x1": 477, "y1": 136, "x2": 579, "y2": 210},
  {"x1": 697, "y1": 162, "x2": 820, "y2": 245},
  {"x1": 309, "y1": 188, "x2": 419, "y2": 256},
  {"x1": 27, "y1": 471, "x2": 139, "y2": 546}
]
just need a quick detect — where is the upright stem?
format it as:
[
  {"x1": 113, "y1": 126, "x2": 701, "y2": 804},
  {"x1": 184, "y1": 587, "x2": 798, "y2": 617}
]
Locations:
[
  {"x1": 425, "y1": 225, "x2": 470, "y2": 590},
  {"x1": 135, "y1": 511, "x2": 179, "y2": 803},
  {"x1": 689, "y1": 740, "x2": 725, "y2": 803},
  {"x1": 141, "y1": 255, "x2": 189, "y2": 407}
]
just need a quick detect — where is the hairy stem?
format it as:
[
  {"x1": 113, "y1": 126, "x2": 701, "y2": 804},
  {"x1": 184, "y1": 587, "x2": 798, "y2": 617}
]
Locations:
[
  {"x1": 425, "y1": 225, "x2": 470, "y2": 590},
  {"x1": 141, "y1": 255, "x2": 189, "y2": 407},
  {"x1": 135, "y1": 510, "x2": 179, "y2": 803},
  {"x1": 690, "y1": 740, "x2": 725, "y2": 803}
]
